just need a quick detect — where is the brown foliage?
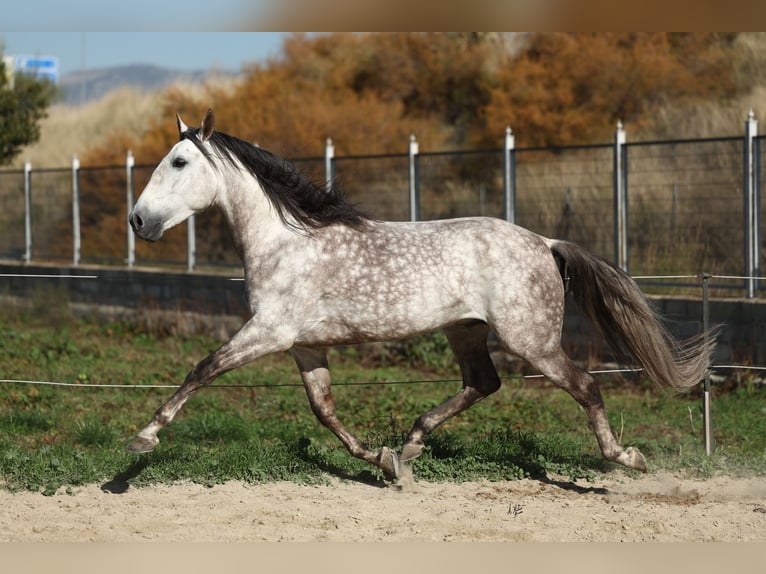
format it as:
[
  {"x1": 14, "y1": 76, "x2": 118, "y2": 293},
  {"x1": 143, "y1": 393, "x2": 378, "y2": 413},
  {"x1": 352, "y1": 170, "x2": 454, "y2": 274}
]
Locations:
[
  {"x1": 83, "y1": 32, "x2": 742, "y2": 162},
  {"x1": 75, "y1": 32, "x2": 744, "y2": 264},
  {"x1": 83, "y1": 32, "x2": 498, "y2": 164},
  {"x1": 479, "y1": 33, "x2": 739, "y2": 148}
]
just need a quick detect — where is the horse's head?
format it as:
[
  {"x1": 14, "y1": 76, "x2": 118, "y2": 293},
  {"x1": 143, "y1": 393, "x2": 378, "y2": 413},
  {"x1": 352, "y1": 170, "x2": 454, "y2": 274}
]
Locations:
[{"x1": 129, "y1": 109, "x2": 219, "y2": 242}]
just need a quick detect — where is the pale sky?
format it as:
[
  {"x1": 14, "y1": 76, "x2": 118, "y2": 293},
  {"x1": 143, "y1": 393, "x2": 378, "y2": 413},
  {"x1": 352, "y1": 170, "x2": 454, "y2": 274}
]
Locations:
[{"x1": 2, "y1": 32, "x2": 289, "y2": 77}]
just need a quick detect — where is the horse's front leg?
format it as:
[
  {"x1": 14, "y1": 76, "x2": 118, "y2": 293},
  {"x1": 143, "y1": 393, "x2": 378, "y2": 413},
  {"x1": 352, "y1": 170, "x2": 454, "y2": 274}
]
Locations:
[
  {"x1": 290, "y1": 346, "x2": 400, "y2": 478},
  {"x1": 127, "y1": 319, "x2": 292, "y2": 453}
]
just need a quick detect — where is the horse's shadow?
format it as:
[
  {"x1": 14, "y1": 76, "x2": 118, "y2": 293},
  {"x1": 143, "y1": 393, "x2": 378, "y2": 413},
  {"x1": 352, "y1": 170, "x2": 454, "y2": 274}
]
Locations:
[
  {"x1": 294, "y1": 437, "x2": 390, "y2": 488},
  {"x1": 101, "y1": 458, "x2": 150, "y2": 494},
  {"x1": 100, "y1": 439, "x2": 390, "y2": 494},
  {"x1": 101, "y1": 436, "x2": 611, "y2": 495},
  {"x1": 538, "y1": 475, "x2": 610, "y2": 495},
  {"x1": 294, "y1": 436, "x2": 613, "y2": 494}
]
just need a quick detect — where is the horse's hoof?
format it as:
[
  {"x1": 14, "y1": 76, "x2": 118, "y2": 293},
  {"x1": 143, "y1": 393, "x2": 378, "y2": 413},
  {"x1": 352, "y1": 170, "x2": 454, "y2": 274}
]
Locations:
[
  {"x1": 400, "y1": 441, "x2": 424, "y2": 463},
  {"x1": 126, "y1": 434, "x2": 159, "y2": 454},
  {"x1": 377, "y1": 447, "x2": 400, "y2": 478},
  {"x1": 623, "y1": 446, "x2": 647, "y2": 472},
  {"x1": 392, "y1": 460, "x2": 417, "y2": 492}
]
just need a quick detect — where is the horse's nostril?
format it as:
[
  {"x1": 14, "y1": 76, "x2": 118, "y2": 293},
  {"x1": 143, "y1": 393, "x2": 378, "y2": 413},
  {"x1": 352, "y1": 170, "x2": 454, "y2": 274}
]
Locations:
[{"x1": 132, "y1": 214, "x2": 144, "y2": 229}]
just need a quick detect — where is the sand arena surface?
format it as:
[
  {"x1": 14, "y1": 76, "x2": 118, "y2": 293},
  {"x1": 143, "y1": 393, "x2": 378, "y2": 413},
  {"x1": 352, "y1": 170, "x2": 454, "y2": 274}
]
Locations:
[{"x1": 2, "y1": 471, "x2": 765, "y2": 542}]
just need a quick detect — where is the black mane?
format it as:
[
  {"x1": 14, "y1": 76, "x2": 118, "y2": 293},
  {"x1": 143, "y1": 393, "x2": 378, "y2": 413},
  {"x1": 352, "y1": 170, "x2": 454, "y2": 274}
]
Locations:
[{"x1": 182, "y1": 128, "x2": 371, "y2": 232}]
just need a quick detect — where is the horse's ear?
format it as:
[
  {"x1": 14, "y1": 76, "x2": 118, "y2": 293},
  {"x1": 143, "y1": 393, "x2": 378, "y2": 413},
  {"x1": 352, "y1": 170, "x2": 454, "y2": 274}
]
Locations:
[
  {"x1": 200, "y1": 109, "x2": 215, "y2": 142},
  {"x1": 176, "y1": 113, "x2": 189, "y2": 138}
]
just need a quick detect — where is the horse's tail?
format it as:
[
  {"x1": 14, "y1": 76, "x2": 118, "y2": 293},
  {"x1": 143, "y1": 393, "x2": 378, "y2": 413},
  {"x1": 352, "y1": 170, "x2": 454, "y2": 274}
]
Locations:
[{"x1": 548, "y1": 239, "x2": 716, "y2": 389}]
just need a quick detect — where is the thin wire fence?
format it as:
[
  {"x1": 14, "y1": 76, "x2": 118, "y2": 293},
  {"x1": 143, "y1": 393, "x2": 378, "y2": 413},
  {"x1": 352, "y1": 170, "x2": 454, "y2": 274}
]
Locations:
[
  {"x1": 1, "y1": 365, "x2": 763, "y2": 391},
  {"x1": 1, "y1": 273, "x2": 764, "y2": 393},
  {"x1": 2, "y1": 123, "x2": 764, "y2": 298}
]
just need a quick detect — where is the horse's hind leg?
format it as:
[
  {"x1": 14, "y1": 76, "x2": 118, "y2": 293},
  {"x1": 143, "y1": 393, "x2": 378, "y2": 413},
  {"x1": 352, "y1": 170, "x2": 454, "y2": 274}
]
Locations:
[
  {"x1": 290, "y1": 346, "x2": 399, "y2": 478},
  {"x1": 400, "y1": 321, "x2": 501, "y2": 464},
  {"x1": 531, "y1": 349, "x2": 647, "y2": 471}
]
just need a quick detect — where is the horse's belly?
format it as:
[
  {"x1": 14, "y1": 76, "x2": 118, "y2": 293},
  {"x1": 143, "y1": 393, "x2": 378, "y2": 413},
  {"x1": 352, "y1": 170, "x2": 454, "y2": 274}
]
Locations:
[{"x1": 294, "y1": 295, "x2": 483, "y2": 346}]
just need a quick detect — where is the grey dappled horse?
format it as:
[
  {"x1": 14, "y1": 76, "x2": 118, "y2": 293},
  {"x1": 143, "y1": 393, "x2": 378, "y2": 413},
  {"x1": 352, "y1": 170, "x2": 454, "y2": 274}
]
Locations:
[{"x1": 127, "y1": 109, "x2": 715, "y2": 479}]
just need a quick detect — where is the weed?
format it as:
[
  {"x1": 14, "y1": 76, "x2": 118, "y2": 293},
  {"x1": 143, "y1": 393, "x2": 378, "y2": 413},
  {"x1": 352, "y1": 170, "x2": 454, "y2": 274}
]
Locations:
[
  {"x1": 1, "y1": 316, "x2": 765, "y2": 492},
  {"x1": 74, "y1": 417, "x2": 118, "y2": 449}
]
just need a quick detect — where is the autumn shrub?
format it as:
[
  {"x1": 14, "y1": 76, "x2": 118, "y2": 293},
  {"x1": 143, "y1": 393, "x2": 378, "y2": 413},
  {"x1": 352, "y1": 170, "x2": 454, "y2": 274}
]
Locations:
[{"x1": 13, "y1": 32, "x2": 758, "y2": 270}]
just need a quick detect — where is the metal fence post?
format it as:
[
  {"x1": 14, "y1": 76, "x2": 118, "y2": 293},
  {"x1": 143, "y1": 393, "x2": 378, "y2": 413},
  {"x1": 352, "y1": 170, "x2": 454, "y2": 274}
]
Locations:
[
  {"x1": 126, "y1": 150, "x2": 135, "y2": 268},
  {"x1": 503, "y1": 126, "x2": 516, "y2": 224},
  {"x1": 72, "y1": 155, "x2": 81, "y2": 266},
  {"x1": 756, "y1": 135, "x2": 762, "y2": 295},
  {"x1": 744, "y1": 110, "x2": 758, "y2": 298},
  {"x1": 325, "y1": 137, "x2": 335, "y2": 192},
  {"x1": 701, "y1": 273, "x2": 714, "y2": 455},
  {"x1": 23, "y1": 161, "x2": 32, "y2": 264},
  {"x1": 613, "y1": 120, "x2": 628, "y2": 272},
  {"x1": 408, "y1": 134, "x2": 420, "y2": 222},
  {"x1": 187, "y1": 215, "x2": 196, "y2": 272}
]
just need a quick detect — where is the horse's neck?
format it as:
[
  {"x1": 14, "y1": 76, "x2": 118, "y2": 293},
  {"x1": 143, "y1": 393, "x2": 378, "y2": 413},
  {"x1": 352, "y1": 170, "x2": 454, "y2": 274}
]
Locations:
[{"x1": 218, "y1": 174, "x2": 294, "y2": 265}]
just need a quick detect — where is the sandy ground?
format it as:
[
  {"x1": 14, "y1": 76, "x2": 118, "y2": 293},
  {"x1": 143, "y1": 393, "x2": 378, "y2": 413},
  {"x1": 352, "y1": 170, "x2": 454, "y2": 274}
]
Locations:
[{"x1": 1, "y1": 471, "x2": 765, "y2": 542}]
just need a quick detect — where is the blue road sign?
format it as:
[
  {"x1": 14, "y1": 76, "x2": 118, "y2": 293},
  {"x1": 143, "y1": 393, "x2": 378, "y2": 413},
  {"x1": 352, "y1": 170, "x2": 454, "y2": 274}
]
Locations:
[{"x1": 14, "y1": 55, "x2": 59, "y2": 84}]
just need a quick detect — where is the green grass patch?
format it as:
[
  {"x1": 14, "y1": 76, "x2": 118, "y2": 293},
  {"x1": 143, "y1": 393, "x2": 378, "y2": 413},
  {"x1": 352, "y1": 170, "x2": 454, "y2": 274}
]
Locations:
[{"x1": 1, "y1": 312, "x2": 764, "y2": 493}]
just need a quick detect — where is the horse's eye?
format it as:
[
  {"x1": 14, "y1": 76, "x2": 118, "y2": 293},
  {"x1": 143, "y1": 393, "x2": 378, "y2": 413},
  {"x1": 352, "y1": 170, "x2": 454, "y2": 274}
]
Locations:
[{"x1": 172, "y1": 157, "x2": 187, "y2": 169}]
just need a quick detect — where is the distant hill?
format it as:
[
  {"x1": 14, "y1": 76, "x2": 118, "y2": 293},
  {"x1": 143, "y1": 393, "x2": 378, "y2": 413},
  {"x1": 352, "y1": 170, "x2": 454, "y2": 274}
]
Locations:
[{"x1": 58, "y1": 64, "x2": 240, "y2": 106}]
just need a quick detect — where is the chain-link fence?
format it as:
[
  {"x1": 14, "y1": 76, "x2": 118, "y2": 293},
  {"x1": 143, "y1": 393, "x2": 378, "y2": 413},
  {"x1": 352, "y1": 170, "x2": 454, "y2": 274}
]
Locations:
[{"x1": 2, "y1": 120, "x2": 764, "y2": 297}]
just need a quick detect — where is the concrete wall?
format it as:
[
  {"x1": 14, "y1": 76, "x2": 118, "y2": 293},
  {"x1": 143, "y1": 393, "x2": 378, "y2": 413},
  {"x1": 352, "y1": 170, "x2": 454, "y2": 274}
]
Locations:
[
  {"x1": 2, "y1": 262, "x2": 763, "y2": 365},
  {"x1": 562, "y1": 292, "x2": 765, "y2": 366},
  {"x1": 0, "y1": 263, "x2": 249, "y2": 339}
]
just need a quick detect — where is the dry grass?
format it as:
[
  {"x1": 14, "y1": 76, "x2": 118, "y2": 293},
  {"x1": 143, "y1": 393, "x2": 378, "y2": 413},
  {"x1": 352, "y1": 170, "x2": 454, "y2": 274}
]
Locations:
[
  {"x1": 640, "y1": 32, "x2": 766, "y2": 140},
  {"x1": 10, "y1": 88, "x2": 163, "y2": 169},
  {"x1": 10, "y1": 76, "x2": 241, "y2": 169},
  {"x1": 642, "y1": 86, "x2": 766, "y2": 141},
  {"x1": 12, "y1": 34, "x2": 766, "y2": 168},
  {"x1": 732, "y1": 32, "x2": 766, "y2": 89}
]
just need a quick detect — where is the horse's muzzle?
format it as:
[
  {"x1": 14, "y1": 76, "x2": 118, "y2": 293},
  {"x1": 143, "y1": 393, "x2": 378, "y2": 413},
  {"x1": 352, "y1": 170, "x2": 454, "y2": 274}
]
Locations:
[
  {"x1": 128, "y1": 212, "x2": 142, "y2": 233},
  {"x1": 129, "y1": 210, "x2": 162, "y2": 242}
]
